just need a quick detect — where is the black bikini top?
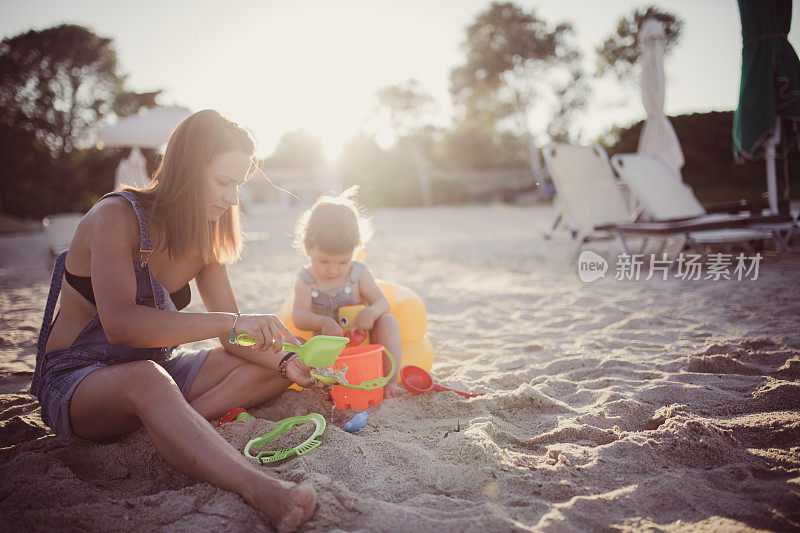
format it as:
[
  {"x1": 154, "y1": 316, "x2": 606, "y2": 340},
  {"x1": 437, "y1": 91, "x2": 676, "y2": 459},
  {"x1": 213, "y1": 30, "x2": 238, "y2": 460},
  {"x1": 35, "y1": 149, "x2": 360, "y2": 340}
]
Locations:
[{"x1": 64, "y1": 270, "x2": 191, "y2": 311}]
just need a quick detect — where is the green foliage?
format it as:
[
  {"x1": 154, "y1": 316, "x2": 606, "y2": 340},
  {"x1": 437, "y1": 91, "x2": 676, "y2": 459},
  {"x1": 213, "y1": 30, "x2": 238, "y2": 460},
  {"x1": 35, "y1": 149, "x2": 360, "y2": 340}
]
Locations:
[
  {"x1": 375, "y1": 79, "x2": 436, "y2": 139},
  {"x1": 337, "y1": 133, "x2": 429, "y2": 207},
  {"x1": 0, "y1": 24, "x2": 163, "y2": 218},
  {"x1": 595, "y1": 5, "x2": 682, "y2": 82},
  {"x1": 0, "y1": 24, "x2": 122, "y2": 158},
  {"x1": 450, "y1": 1, "x2": 582, "y2": 138},
  {"x1": 113, "y1": 90, "x2": 160, "y2": 118},
  {"x1": 338, "y1": 133, "x2": 390, "y2": 206},
  {"x1": 601, "y1": 111, "x2": 800, "y2": 203},
  {"x1": 337, "y1": 120, "x2": 534, "y2": 207},
  {"x1": 372, "y1": 80, "x2": 439, "y2": 206},
  {"x1": 436, "y1": 122, "x2": 528, "y2": 169},
  {"x1": 264, "y1": 129, "x2": 325, "y2": 168},
  {"x1": 0, "y1": 121, "x2": 124, "y2": 218},
  {"x1": 547, "y1": 69, "x2": 590, "y2": 143},
  {"x1": 0, "y1": 124, "x2": 55, "y2": 218}
]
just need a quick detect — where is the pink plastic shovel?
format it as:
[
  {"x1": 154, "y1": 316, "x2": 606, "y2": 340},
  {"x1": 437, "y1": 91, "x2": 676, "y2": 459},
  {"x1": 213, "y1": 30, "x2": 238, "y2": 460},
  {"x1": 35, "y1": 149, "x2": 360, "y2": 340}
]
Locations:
[{"x1": 400, "y1": 365, "x2": 484, "y2": 398}]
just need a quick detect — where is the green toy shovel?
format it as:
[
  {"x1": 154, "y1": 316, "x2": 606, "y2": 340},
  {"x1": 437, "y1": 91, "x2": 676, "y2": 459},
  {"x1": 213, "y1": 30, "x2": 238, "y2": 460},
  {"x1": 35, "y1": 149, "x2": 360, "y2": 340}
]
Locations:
[
  {"x1": 234, "y1": 334, "x2": 348, "y2": 368},
  {"x1": 235, "y1": 333, "x2": 394, "y2": 391}
]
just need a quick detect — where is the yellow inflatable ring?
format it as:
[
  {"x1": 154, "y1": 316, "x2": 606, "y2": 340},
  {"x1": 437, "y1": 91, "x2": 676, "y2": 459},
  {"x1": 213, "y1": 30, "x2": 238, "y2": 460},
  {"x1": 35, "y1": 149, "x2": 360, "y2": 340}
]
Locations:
[{"x1": 278, "y1": 280, "x2": 434, "y2": 378}]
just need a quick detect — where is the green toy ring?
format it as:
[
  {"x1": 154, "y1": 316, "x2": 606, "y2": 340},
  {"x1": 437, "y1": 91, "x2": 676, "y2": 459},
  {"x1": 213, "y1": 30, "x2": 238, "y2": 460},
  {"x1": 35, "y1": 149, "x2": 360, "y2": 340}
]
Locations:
[{"x1": 244, "y1": 413, "x2": 327, "y2": 464}]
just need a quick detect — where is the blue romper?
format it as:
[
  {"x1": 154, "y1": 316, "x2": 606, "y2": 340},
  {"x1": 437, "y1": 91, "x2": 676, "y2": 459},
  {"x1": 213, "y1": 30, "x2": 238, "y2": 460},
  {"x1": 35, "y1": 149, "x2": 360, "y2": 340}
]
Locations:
[
  {"x1": 298, "y1": 261, "x2": 365, "y2": 320},
  {"x1": 30, "y1": 191, "x2": 210, "y2": 437}
]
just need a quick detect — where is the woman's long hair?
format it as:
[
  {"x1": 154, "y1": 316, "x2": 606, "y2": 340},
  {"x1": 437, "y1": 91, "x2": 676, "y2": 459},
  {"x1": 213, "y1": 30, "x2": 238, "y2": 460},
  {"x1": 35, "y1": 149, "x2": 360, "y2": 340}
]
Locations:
[{"x1": 131, "y1": 109, "x2": 255, "y2": 264}]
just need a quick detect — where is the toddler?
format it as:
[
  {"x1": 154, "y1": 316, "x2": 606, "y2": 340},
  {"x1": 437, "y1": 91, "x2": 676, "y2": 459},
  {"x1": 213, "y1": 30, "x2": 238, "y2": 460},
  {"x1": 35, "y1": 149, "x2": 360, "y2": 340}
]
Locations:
[{"x1": 292, "y1": 188, "x2": 404, "y2": 398}]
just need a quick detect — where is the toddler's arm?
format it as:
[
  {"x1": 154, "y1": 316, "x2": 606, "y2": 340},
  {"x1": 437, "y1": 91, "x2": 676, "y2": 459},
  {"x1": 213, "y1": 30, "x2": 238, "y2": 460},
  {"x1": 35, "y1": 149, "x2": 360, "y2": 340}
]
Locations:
[
  {"x1": 351, "y1": 267, "x2": 390, "y2": 332},
  {"x1": 292, "y1": 277, "x2": 342, "y2": 335}
]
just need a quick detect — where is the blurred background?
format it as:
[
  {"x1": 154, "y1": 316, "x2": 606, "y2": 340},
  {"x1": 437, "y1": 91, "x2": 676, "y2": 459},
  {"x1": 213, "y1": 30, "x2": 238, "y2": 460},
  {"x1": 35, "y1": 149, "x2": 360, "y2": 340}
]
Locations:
[{"x1": 1, "y1": 0, "x2": 799, "y2": 222}]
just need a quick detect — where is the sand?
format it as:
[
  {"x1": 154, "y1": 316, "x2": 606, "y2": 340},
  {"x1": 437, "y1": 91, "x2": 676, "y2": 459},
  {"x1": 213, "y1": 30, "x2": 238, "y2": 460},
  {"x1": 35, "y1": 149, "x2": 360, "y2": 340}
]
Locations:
[{"x1": 1, "y1": 203, "x2": 799, "y2": 532}]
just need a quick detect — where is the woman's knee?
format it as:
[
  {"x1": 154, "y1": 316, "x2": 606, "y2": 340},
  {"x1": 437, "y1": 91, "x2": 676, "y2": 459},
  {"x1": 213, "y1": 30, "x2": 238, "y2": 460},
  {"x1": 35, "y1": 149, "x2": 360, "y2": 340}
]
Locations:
[
  {"x1": 69, "y1": 361, "x2": 175, "y2": 438},
  {"x1": 118, "y1": 360, "x2": 178, "y2": 398}
]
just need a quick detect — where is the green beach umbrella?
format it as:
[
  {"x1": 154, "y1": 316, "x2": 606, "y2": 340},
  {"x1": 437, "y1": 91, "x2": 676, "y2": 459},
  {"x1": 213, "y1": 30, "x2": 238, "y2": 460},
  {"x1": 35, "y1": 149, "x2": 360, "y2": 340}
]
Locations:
[{"x1": 733, "y1": 0, "x2": 800, "y2": 213}]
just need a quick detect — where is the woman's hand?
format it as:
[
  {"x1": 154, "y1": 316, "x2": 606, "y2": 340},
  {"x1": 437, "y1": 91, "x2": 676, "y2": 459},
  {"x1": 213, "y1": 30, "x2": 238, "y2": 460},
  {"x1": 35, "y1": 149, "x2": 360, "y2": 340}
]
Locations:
[
  {"x1": 285, "y1": 356, "x2": 329, "y2": 390},
  {"x1": 320, "y1": 317, "x2": 344, "y2": 337},
  {"x1": 234, "y1": 314, "x2": 297, "y2": 354}
]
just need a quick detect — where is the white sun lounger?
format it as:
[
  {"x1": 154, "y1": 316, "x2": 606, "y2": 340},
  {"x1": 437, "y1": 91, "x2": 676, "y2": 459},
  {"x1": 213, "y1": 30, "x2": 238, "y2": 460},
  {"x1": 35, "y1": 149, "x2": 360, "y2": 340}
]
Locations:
[
  {"x1": 610, "y1": 153, "x2": 796, "y2": 251},
  {"x1": 542, "y1": 144, "x2": 785, "y2": 258}
]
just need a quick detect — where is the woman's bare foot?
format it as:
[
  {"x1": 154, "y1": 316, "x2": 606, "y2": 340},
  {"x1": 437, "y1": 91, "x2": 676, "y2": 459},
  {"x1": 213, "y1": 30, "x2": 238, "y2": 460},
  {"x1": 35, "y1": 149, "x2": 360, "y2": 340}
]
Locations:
[{"x1": 242, "y1": 475, "x2": 316, "y2": 532}]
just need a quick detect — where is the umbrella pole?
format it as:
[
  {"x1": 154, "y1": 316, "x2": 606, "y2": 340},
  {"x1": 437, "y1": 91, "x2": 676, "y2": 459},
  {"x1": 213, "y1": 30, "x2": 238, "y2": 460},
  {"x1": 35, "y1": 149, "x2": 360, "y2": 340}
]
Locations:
[{"x1": 765, "y1": 119, "x2": 781, "y2": 214}]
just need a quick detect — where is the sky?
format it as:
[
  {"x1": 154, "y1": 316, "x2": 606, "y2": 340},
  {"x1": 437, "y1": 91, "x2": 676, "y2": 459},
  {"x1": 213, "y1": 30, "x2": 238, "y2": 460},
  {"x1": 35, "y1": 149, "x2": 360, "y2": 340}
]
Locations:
[{"x1": 2, "y1": 0, "x2": 799, "y2": 159}]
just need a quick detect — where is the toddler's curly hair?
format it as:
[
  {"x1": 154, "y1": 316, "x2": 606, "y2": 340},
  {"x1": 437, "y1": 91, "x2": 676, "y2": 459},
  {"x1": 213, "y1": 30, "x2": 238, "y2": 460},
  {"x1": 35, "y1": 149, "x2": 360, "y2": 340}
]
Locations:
[{"x1": 293, "y1": 186, "x2": 373, "y2": 257}]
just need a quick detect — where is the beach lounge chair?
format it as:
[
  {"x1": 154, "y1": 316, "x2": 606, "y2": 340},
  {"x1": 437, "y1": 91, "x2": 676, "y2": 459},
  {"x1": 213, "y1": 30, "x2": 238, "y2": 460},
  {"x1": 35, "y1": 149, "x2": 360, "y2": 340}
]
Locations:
[
  {"x1": 541, "y1": 143, "x2": 785, "y2": 258},
  {"x1": 42, "y1": 213, "x2": 82, "y2": 259},
  {"x1": 541, "y1": 144, "x2": 631, "y2": 243},
  {"x1": 609, "y1": 153, "x2": 796, "y2": 251}
]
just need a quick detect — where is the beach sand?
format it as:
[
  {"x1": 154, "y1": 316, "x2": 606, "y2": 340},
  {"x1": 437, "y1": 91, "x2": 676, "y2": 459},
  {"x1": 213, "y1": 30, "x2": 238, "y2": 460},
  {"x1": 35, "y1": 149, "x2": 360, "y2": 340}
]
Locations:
[{"x1": 1, "y1": 204, "x2": 798, "y2": 531}]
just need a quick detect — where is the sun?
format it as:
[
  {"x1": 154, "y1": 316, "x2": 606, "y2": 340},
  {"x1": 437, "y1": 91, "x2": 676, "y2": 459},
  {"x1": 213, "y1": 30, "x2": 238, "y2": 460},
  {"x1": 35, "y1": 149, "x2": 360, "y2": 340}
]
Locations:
[{"x1": 187, "y1": 2, "x2": 452, "y2": 162}]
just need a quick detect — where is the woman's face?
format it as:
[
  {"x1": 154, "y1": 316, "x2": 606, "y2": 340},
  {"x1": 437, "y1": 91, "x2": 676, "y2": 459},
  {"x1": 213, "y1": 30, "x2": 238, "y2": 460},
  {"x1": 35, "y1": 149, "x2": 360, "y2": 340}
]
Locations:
[{"x1": 204, "y1": 151, "x2": 252, "y2": 221}]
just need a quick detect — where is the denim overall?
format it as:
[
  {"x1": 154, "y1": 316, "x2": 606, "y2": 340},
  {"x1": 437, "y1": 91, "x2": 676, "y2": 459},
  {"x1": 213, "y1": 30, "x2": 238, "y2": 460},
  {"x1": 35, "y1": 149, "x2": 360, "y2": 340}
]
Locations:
[
  {"x1": 30, "y1": 191, "x2": 208, "y2": 437},
  {"x1": 298, "y1": 261, "x2": 365, "y2": 319}
]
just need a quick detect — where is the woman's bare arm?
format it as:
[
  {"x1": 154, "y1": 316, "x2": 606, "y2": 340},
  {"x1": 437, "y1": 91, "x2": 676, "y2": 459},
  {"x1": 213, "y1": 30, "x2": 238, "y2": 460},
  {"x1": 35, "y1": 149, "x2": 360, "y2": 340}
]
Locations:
[
  {"x1": 91, "y1": 201, "x2": 236, "y2": 348},
  {"x1": 195, "y1": 261, "x2": 298, "y2": 367}
]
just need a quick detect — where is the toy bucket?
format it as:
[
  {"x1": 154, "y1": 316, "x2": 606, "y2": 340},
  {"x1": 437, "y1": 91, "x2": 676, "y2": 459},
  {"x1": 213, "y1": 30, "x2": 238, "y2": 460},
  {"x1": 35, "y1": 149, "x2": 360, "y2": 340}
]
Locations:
[{"x1": 330, "y1": 344, "x2": 385, "y2": 410}]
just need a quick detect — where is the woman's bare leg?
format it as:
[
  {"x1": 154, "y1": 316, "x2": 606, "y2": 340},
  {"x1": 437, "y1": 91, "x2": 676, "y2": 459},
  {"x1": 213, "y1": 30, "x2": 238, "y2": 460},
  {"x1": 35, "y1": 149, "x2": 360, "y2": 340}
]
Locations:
[
  {"x1": 186, "y1": 347, "x2": 292, "y2": 420},
  {"x1": 69, "y1": 360, "x2": 315, "y2": 531}
]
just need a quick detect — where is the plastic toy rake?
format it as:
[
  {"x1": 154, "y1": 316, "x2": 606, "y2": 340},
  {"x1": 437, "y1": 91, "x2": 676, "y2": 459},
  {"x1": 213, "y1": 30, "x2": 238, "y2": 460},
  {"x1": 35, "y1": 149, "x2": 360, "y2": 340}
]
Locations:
[{"x1": 244, "y1": 413, "x2": 326, "y2": 464}]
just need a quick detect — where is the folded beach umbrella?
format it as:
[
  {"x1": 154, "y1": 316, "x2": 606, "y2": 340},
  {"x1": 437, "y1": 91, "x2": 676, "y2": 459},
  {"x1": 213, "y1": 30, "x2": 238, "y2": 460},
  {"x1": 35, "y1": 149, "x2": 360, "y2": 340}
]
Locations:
[
  {"x1": 637, "y1": 17, "x2": 684, "y2": 178},
  {"x1": 97, "y1": 105, "x2": 191, "y2": 191},
  {"x1": 114, "y1": 146, "x2": 150, "y2": 191},
  {"x1": 733, "y1": 0, "x2": 800, "y2": 213}
]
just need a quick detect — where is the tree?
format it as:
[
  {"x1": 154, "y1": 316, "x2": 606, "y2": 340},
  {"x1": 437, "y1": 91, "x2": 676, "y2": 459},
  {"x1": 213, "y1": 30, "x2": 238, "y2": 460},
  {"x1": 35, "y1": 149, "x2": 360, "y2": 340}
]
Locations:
[
  {"x1": 263, "y1": 129, "x2": 325, "y2": 168},
  {"x1": 450, "y1": 2, "x2": 584, "y2": 178},
  {"x1": 595, "y1": 5, "x2": 682, "y2": 82},
  {"x1": 0, "y1": 24, "x2": 160, "y2": 217},
  {"x1": 374, "y1": 79, "x2": 437, "y2": 206},
  {"x1": 113, "y1": 90, "x2": 161, "y2": 118},
  {"x1": 338, "y1": 133, "x2": 390, "y2": 206},
  {"x1": 437, "y1": 122, "x2": 528, "y2": 169},
  {"x1": 375, "y1": 79, "x2": 436, "y2": 141},
  {"x1": 0, "y1": 25, "x2": 128, "y2": 161},
  {"x1": 547, "y1": 69, "x2": 590, "y2": 143}
]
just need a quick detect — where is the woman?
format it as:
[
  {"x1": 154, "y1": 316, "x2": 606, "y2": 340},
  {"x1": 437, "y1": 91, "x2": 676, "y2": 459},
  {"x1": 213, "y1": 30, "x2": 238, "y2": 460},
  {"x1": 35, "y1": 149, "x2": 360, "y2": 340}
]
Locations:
[{"x1": 30, "y1": 110, "x2": 317, "y2": 532}]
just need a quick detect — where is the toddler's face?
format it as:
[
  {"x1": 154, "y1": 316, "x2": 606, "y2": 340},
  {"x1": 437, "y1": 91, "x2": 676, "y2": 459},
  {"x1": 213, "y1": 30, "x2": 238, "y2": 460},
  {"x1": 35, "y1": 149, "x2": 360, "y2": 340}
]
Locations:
[{"x1": 307, "y1": 247, "x2": 353, "y2": 282}]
